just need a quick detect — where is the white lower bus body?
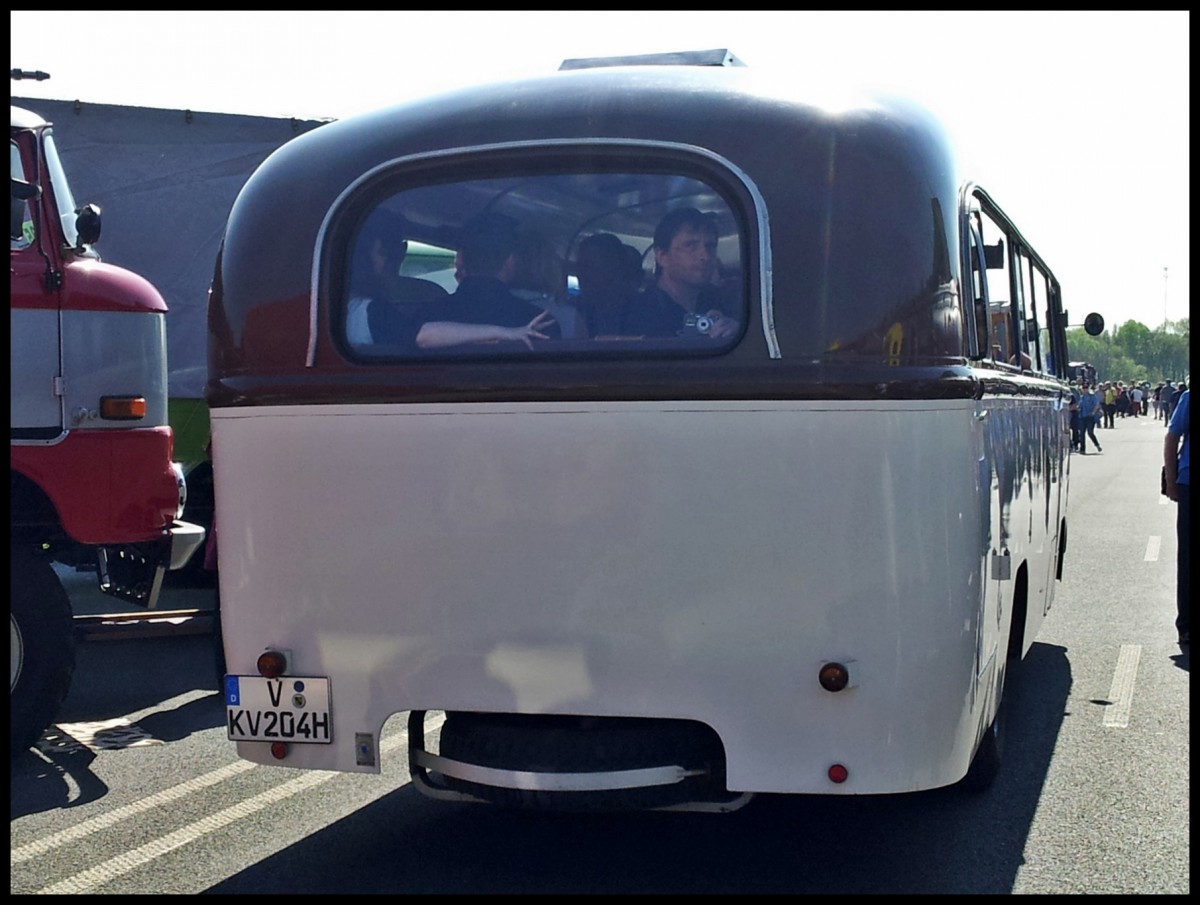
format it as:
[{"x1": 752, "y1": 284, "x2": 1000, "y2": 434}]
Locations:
[{"x1": 215, "y1": 395, "x2": 1064, "y2": 796}]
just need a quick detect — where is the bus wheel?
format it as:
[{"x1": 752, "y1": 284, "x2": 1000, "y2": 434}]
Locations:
[
  {"x1": 959, "y1": 659, "x2": 1014, "y2": 793},
  {"x1": 10, "y1": 549, "x2": 76, "y2": 755}
]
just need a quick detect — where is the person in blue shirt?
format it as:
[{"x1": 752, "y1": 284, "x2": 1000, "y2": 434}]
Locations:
[
  {"x1": 1164, "y1": 385, "x2": 1189, "y2": 645},
  {"x1": 1076, "y1": 382, "x2": 1103, "y2": 454},
  {"x1": 1067, "y1": 388, "x2": 1082, "y2": 452}
]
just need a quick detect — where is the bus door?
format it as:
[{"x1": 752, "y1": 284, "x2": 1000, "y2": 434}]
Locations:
[
  {"x1": 1016, "y1": 245, "x2": 1068, "y2": 613},
  {"x1": 966, "y1": 204, "x2": 1006, "y2": 691}
]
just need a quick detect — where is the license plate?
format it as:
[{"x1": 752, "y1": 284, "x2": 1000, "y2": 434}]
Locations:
[{"x1": 225, "y1": 675, "x2": 332, "y2": 744}]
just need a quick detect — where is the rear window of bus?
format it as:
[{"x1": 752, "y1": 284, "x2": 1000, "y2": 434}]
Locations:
[{"x1": 334, "y1": 158, "x2": 751, "y2": 361}]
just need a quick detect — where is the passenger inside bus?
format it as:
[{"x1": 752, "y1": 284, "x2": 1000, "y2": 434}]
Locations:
[
  {"x1": 509, "y1": 226, "x2": 583, "y2": 339},
  {"x1": 346, "y1": 209, "x2": 448, "y2": 348},
  {"x1": 409, "y1": 213, "x2": 560, "y2": 350},
  {"x1": 573, "y1": 232, "x2": 644, "y2": 338},
  {"x1": 622, "y1": 207, "x2": 740, "y2": 340}
]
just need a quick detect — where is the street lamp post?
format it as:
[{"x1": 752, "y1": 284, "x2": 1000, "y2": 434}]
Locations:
[{"x1": 1163, "y1": 265, "x2": 1168, "y2": 329}]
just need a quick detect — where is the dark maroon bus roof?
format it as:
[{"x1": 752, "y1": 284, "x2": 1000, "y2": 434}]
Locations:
[{"x1": 209, "y1": 64, "x2": 975, "y2": 407}]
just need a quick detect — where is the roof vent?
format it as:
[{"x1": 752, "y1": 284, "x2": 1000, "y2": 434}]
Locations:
[{"x1": 559, "y1": 49, "x2": 745, "y2": 71}]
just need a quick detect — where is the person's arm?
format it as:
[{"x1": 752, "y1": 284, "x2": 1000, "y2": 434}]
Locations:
[
  {"x1": 1164, "y1": 392, "x2": 1188, "y2": 501},
  {"x1": 1164, "y1": 428, "x2": 1182, "y2": 501},
  {"x1": 416, "y1": 310, "x2": 555, "y2": 350}
]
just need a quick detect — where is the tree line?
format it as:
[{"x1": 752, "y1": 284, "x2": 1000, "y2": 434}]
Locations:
[{"x1": 1066, "y1": 317, "x2": 1190, "y2": 385}]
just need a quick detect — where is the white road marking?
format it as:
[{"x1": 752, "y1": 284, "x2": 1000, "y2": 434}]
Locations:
[
  {"x1": 1102, "y1": 644, "x2": 1141, "y2": 729},
  {"x1": 12, "y1": 759, "x2": 256, "y2": 865},
  {"x1": 1144, "y1": 535, "x2": 1161, "y2": 561},
  {"x1": 20, "y1": 712, "x2": 444, "y2": 893},
  {"x1": 121, "y1": 689, "x2": 217, "y2": 725},
  {"x1": 36, "y1": 767, "x2": 342, "y2": 894}
]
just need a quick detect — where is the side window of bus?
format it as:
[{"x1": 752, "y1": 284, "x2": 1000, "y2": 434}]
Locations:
[
  {"x1": 975, "y1": 206, "x2": 1016, "y2": 365},
  {"x1": 1028, "y1": 261, "x2": 1056, "y2": 374},
  {"x1": 1016, "y1": 247, "x2": 1052, "y2": 373},
  {"x1": 1009, "y1": 245, "x2": 1034, "y2": 370},
  {"x1": 337, "y1": 167, "x2": 747, "y2": 359},
  {"x1": 967, "y1": 219, "x2": 990, "y2": 358}
]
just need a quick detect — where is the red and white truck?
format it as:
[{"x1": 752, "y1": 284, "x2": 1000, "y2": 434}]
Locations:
[{"x1": 10, "y1": 71, "x2": 205, "y2": 754}]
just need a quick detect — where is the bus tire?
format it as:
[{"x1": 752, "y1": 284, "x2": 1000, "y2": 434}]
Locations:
[
  {"x1": 959, "y1": 658, "x2": 1015, "y2": 793},
  {"x1": 10, "y1": 549, "x2": 75, "y2": 756},
  {"x1": 960, "y1": 710, "x2": 1003, "y2": 792}
]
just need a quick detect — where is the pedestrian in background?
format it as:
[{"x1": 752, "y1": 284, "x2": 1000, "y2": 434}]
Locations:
[
  {"x1": 1166, "y1": 380, "x2": 1185, "y2": 423},
  {"x1": 1068, "y1": 388, "x2": 1082, "y2": 453},
  {"x1": 1116, "y1": 384, "x2": 1130, "y2": 419},
  {"x1": 1163, "y1": 385, "x2": 1189, "y2": 646},
  {"x1": 1077, "y1": 383, "x2": 1103, "y2": 454},
  {"x1": 1103, "y1": 381, "x2": 1117, "y2": 429}
]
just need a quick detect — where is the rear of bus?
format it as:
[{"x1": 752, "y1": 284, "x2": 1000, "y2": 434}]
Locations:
[{"x1": 210, "y1": 59, "x2": 1072, "y2": 809}]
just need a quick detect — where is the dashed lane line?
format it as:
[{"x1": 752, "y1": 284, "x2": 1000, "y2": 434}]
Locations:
[
  {"x1": 19, "y1": 713, "x2": 444, "y2": 894},
  {"x1": 1102, "y1": 644, "x2": 1141, "y2": 729},
  {"x1": 1144, "y1": 535, "x2": 1161, "y2": 561}
]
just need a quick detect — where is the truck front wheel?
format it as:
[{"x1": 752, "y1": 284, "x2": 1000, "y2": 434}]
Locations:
[{"x1": 10, "y1": 549, "x2": 75, "y2": 755}]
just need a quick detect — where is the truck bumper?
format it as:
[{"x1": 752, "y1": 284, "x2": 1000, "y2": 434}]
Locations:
[
  {"x1": 167, "y1": 519, "x2": 207, "y2": 571},
  {"x1": 97, "y1": 519, "x2": 207, "y2": 609}
]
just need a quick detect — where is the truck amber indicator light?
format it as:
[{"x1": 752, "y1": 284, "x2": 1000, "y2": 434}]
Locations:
[{"x1": 99, "y1": 395, "x2": 147, "y2": 420}]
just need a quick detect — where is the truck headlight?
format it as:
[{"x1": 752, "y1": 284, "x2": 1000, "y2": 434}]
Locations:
[{"x1": 171, "y1": 461, "x2": 187, "y2": 520}]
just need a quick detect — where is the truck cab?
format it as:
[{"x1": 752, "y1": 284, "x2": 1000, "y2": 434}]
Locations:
[{"x1": 10, "y1": 86, "x2": 205, "y2": 754}]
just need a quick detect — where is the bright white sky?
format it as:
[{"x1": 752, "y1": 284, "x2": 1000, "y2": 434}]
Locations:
[{"x1": 10, "y1": 10, "x2": 1189, "y2": 332}]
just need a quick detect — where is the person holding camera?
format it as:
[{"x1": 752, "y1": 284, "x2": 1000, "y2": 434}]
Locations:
[{"x1": 622, "y1": 207, "x2": 739, "y2": 340}]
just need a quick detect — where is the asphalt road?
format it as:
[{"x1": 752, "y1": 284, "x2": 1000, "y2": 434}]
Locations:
[{"x1": 10, "y1": 413, "x2": 1189, "y2": 894}]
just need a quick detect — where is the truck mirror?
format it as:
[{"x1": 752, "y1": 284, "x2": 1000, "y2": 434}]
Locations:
[
  {"x1": 11, "y1": 178, "x2": 38, "y2": 240},
  {"x1": 74, "y1": 202, "x2": 102, "y2": 248},
  {"x1": 11, "y1": 195, "x2": 26, "y2": 239},
  {"x1": 1083, "y1": 313, "x2": 1105, "y2": 336},
  {"x1": 11, "y1": 176, "x2": 39, "y2": 200}
]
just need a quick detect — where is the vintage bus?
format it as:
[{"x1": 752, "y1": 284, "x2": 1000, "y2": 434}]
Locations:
[{"x1": 210, "y1": 50, "x2": 1103, "y2": 811}]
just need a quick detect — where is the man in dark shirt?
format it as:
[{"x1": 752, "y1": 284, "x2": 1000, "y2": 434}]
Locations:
[
  {"x1": 622, "y1": 207, "x2": 739, "y2": 341},
  {"x1": 1167, "y1": 380, "x2": 1186, "y2": 422},
  {"x1": 574, "y1": 232, "x2": 643, "y2": 337},
  {"x1": 371, "y1": 213, "x2": 556, "y2": 350},
  {"x1": 347, "y1": 209, "x2": 448, "y2": 348}
]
